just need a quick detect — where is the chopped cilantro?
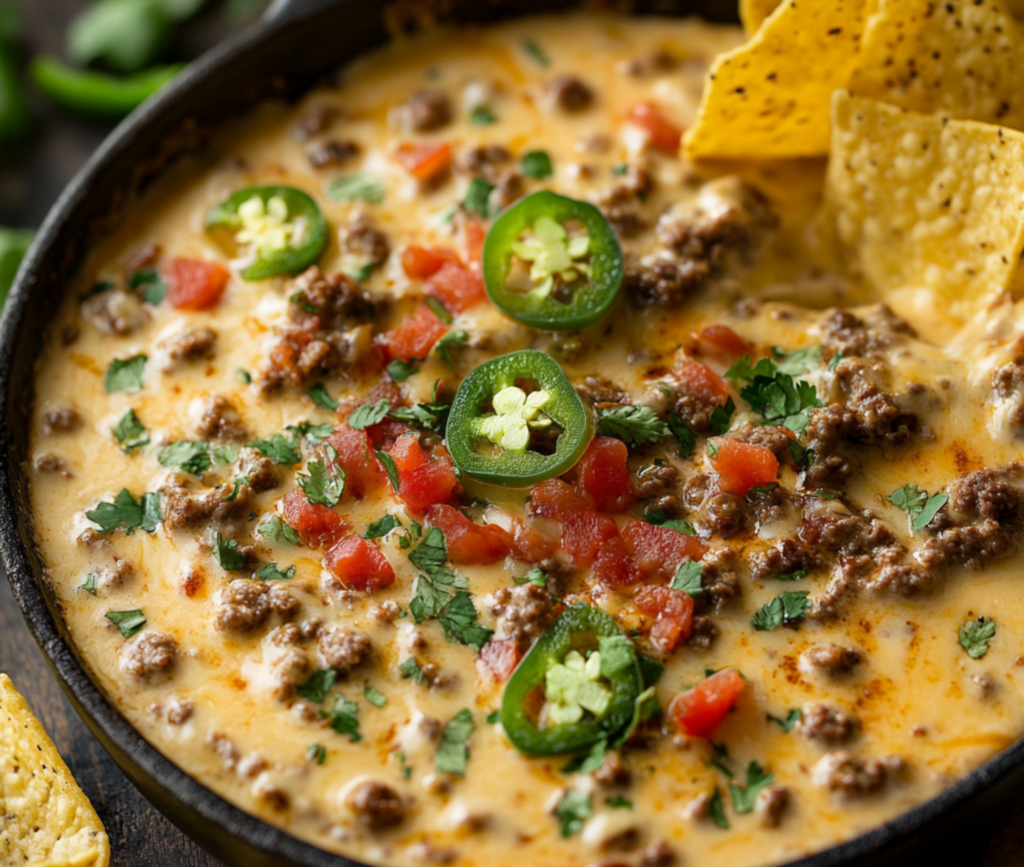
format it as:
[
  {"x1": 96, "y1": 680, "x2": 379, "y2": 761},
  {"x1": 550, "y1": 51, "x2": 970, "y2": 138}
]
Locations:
[
  {"x1": 387, "y1": 358, "x2": 420, "y2": 381},
  {"x1": 463, "y1": 177, "x2": 495, "y2": 218},
  {"x1": 297, "y1": 669, "x2": 336, "y2": 703},
  {"x1": 828, "y1": 351, "x2": 844, "y2": 371},
  {"x1": 86, "y1": 489, "x2": 161, "y2": 535},
  {"x1": 771, "y1": 344, "x2": 822, "y2": 375},
  {"x1": 79, "y1": 574, "x2": 98, "y2": 596},
  {"x1": 707, "y1": 757, "x2": 734, "y2": 778},
  {"x1": 752, "y1": 591, "x2": 810, "y2": 632},
  {"x1": 157, "y1": 440, "x2": 212, "y2": 476},
  {"x1": 308, "y1": 382, "x2": 338, "y2": 410},
  {"x1": 399, "y1": 657, "x2": 427, "y2": 685},
  {"x1": 767, "y1": 708, "x2": 801, "y2": 732},
  {"x1": 747, "y1": 482, "x2": 780, "y2": 500},
  {"x1": 288, "y1": 421, "x2": 335, "y2": 443},
  {"x1": 522, "y1": 38, "x2": 550, "y2": 67},
  {"x1": 554, "y1": 790, "x2": 592, "y2": 838},
  {"x1": 435, "y1": 708, "x2": 474, "y2": 775},
  {"x1": 726, "y1": 355, "x2": 822, "y2": 434},
  {"x1": 364, "y1": 514, "x2": 401, "y2": 540},
  {"x1": 596, "y1": 404, "x2": 670, "y2": 447},
  {"x1": 788, "y1": 438, "x2": 816, "y2": 470},
  {"x1": 396, "y1": 751, "x2": 412, "y2": 779},
  {"x1": 606, "y1": 795, "x2": 633, "y2": 810},
  {"x1": 610, "y1": 163, "x2": 629, "y2": 176},
  {"x1": 520, "y1": 150, "x2": 553, "y2": 179},
  {"x1": 706, "y1": 439, "x2": 720, "y2": 458},
  {"x1": 437, "y1": 589, "x2": 493, "y2": 651},
  {"x1": 670, "y1": 560, "x2": 704, "y2": 596},
  {"x1": 363, "y1": 681, "x2": 387, "y2": 708},
  {"x1": 389, "y1": 401, "x2": 451, "y2": 432},
  {"x1": 709, "y1": 786, "x2": 729, "y2": 830},
  {"x1": 321, "y1": 695, "x2": 362, "y2": 742},
  {"x1": 112, "y1": 408, "x2": 149, "y2": 453},
  {"x1": 215, "y1": 535, "x2": 246, "y2": 571},
  {"x1": 425, "y1": 295, "x2": 453, "y2": 325},
  {"x1": 106, "y1": 608, "x2": 146, "y2": 638},
  {"x1": 644, "y1": 511, "x2": 696, "y2": 535},
  {"x1": 668, "y1": 411, "x2": 696, "y2": 459},
  {"x1": 562, "y1": 738, "x2": 606, "y2": 774},
  {"x1": 887, "y1": 483, "x2": 948, "y2": 534},
  {"x1": 434, "y1": 329, "x2": 468, "y2": 367},
  {"x1": 325, "y1": 172, "x2": 385, "y2": 204},
  {"x1": 729, "y1": 761, "x2": 774, "y2": 813},
  {"x1": 236, "y1": 369, "x2": 252, "y2": 385},
  {"x1": 775, "y1": 569, "x2": 808, "y2": 582},
  {"x1": 708, "y1": 396, "x2": 736, "y2": 436},
  {"x1": 376, "y1": 450, "x2": 400, "y2": 491},
  {"x1": 297, "y1": 457, "x2": 345, "y2": 507},
  {"x1": 105, "y1": 355, "x2": 147, "y2": 394},
  {"x1": 256, "y1": 514, "x2": 300, "y2": 546},
  {"x1": 128, "y1": 267, "x2": 167, "y2": 305},
  {"x1": 959, "y1": 616, "x2": 996, "y2": 659},
  {"x1": 515, "y1": 565, "x2": 549, "y2": 589},
  {"x1": 344, "y1": 262, "x2": 374, "y2": 283},
  {"x1": 248, "y1": 433, "x2": 301, "y2": 465},
  {"x1": 469, "y1": 105, "x2": 497, "y2": 125},
  {"x1": 349, "y1": 399, "x2": 391, "y2": 430},
  {"x1": 256, "y1": 562, "x2": 294, "y2": 581},
  {"x1": 80, "y1": 280, "x2": 113, "y2": 301},
  {"x1": 307, "y1": 743, "x2": 327, "y2": 765},
  {"x1": 486, "y1": 710, "x2": 501, "y2": 724},
  {"x1": 212, "y1": 445, "x2": 238, "y2": 466}
]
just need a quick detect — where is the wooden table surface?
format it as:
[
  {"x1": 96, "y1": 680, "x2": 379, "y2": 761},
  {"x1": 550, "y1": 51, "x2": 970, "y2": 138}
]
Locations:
[{"x1": 2, "y1": 1, "x2": 1024, "y2": 865}]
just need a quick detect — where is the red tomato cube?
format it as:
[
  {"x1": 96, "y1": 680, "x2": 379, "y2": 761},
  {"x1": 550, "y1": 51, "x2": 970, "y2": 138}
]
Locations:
[
  {"x1": 626, "y1": 102, "x2": 683, "y2": 154},
  {"x1": 576, "y1": 436, "x2": 635, "y2": 513},
  {"x1": 381, "y1": 304, "x2": 448, "y2": 363},
  {"x1": 674, "y1": 358, "x2": 732, "y2": 406},
  {"x1": 634, "y1": 585, "x2": 695, "y2": 653},
  {"x1": 401, "y1": 245, "x2": 459, "y2": 280},
  {"x1": 387, "y1": 434, "x2": 460, "y2": 514},
  {"x1": 425, "y1": 261, "x2": 485, "y2": 314},
  {"x1": 708, "y1": 438, "x2": 780, "y2": 497},
  {"x1": 326, "y1": 421, "x2": 385, "y2": 499},
  {"x1": 166, "y1": 258, "x2": 229, "y2": 310},
  {"x1": 476, "y1": 638, "x2": 522, "y2": 682},
  {"x1": 324, "y1": 535, "x2": 395, "y2": 592},
  {"x1": 621, "y1": 519, "x2": 706, "y2": 582},
  {"x1": 423, "y1": 504, "x2": 511, "y2": 565},
  {"x1": 394, "y1": 142, "x2": 452, "y2": 181},
  {"x1": 280, "y1": 489, "x2": 348, "y2": 548},
  {"x1": 695, "y1": 324, "x2": 750, "y2": 363},
  {"x1": 670, "y1": 669, "x2": 746, "y2": 738}
]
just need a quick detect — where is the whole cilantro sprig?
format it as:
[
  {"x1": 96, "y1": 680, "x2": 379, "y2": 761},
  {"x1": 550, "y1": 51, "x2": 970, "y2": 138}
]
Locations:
[
  {"x1": 596, "y1": 404, "x2": 670, "y2": 446},
  {"x1": 726, "y1": 354, "x2": 823, "y2": 435},
  {"x1": 887, "y1": 483, "x2": 948, "y2": 534}
]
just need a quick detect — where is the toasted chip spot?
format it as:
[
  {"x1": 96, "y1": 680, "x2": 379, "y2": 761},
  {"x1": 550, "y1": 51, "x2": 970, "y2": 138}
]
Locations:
[
  {"x1": 848, "y1": 0, "x2": 1024, "y2": 132},
  {"x1": 825, "y1": 91, "x2": 1024, "y2": 321},
  {"x1": 685, "y1": 0, "x2": 872, "y2": 159},
  {"x1": 0, "y1": 674, "x2": 110, "y2": 867}
]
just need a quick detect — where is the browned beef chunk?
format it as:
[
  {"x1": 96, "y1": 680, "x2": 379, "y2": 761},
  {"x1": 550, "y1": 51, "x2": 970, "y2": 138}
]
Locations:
[
  {"x1": 346, "y1": 780, "x2": 405, "y2": 830},
  {"x1": 819, "y1": 306, "x2": 915, "y2": 359},
  {"x1": 593, "y1": 751, "x2": 631, "y2": 787},
  {"x1": 800, "y1": 644, "x2": 863, "y2": 678},
  {"x1": 119, "y1": 631, "x2": 177, "y2": 679},
  {"x1": 214, "y1": 580, "x2": 298, "y2": 633},
  {"x1": 732, "y1": 423, "x2": 793, "y2": 461},
  {"x1": 949, "y1": 466, "x2": 1021, "y2": 524},
  {"x1": 798, "y1": 703, "x2": 859, "y2": 745},
  {"x1": 192, "y1": 394, "x2": 247, "y2": 441},
  {"x1": 270, "y1": 647, "x2": 310, "y2": 701},
  {"x1": 755, "y1": 784, "x2": 790, "y2": 828},
  {"x1": 455, "y1": 145, "x2": 511, "y2": 177},
  {"x1": 811, "y1": 750, "x2": 905, "y2": 796},
  {"x1": 623, "y1": 258, "x2": 710, "y2": 309},
  {"x1": 307, "y1": 139, "x2": 358, "y2": 169},
  {"x1": 339, "y1": 218, "x2": 390, "y2": 267},
  {"x1": 317, "y1": 627, "x2": 373, "y2": 676},
  {"x1": 160, "y1": 327, "x2": 217, "y2": 363},
  {"x1": 42, "y1": 406, "x2": 81, "y2": 434},
  {"x1": 546, "y1": 75, "x2": 594, "y2": 111},
  {"x1": 402, "y1": 90, "x2": 452, "y2": 132},
  {"x1": 492, "y1": 584, "x2": 558, "y2": 646}
]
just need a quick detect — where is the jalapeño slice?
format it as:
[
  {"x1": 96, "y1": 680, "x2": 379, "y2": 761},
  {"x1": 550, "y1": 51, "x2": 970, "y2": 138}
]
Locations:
[
  {"x1": 205, "y1": 185, "x2": 328, "y2": 281},
  {"x1": 446, "y1": 349, "x2": 592, "y2": 487},
  {"x1": 482, "y1": 190, "x2": 623, "y2": 331}
]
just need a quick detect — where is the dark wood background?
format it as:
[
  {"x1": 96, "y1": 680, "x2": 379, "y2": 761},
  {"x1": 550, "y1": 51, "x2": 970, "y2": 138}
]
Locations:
[{"x1": 1, "y1": 1, "x2": 1024, "y2": 865}]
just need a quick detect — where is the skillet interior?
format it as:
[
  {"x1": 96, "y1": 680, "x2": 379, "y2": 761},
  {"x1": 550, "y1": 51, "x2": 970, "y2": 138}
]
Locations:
[{"x1": 3, "y1": 0, "x2": 1024, "y2": 865}]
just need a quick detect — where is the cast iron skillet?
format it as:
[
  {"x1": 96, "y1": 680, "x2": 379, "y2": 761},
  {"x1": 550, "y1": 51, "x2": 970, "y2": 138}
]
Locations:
[{"x1": 2, "y1": 0, "x2": 1022, "y2": 864}]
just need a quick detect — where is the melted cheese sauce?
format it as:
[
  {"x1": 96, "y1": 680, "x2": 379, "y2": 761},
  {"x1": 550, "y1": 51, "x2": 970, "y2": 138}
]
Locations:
[{"x1": 26, "y1": 14, "x2": 1024, "y2": 867}]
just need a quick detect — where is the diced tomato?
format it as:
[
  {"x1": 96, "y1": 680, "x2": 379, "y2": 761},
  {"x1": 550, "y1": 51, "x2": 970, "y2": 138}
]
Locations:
[
  {"x1": 326, "y1": 421, "x2": 386, "y2": 499},
  {"x1": 364, "y1": 417, "x2": 413, "y2": 451},
  {"x1": 394, "y1": 142, "x2": 452, "y2": 181},
  {"x1": 626, "y1": 102, "x2": 683, "y2": 155},
  {"x1": 324, "y1": 535, "x2": 395, "y2": 593},
  {"x1": 165, "y1": 258, "x2": 229, "y2": 310},
  {"x1": 674, "y1": 358, "x2": 731, "y2": 406},
  {"x1": 528, "y1": 479, "x2": 590, "y2": 520},
  {"x1": 621, "y1": 519, "x2": 707, "y2": 582},
  {"x1": 708, "y1": 438, "x2": 780, "y2": 497},
  {"x1": 695, "y1": 324, "x2": 750, "y2": 363},
  {"x1": 463, "y1": 220, "x2": 486, "y2": 267},
  {"x1": 591, "y1": 536, "x2": 643, "y2": 588},
  {"x1": 634, "y1": 585, "x2": 695, "y2": 653},
  {"x1": 401, "y1": 245, "x2": 459, "y2": 280},
  {"x1": 387, "y1": 434, "x2": 460, "y2": 514},
  {"x1": 424, "y1": 504, "x2": 511, "y2": 565},
  {"x1": 425, "y1": 261, "x2": 485, "y2": 314},
  {"x1": 576, "y1": 437, "x2": 635, "y2": 513},
  {"x1": 560, "y1": 510, "x2": 620, "y2": 568},
  {"x1": 281, "y1": 489, "x2": 348, "y2": 548},
  {"x1": 509, "y1": 517, "x2": 559, "y2": 563},
  {"x1": 381, "y1": 303, "x2": 448, "y2": 363},
  {"x1": 476, "y1": 638, "x2": 523, "y2": 682},
  {"x1": 670, "y1": 669, "x2": 746, "y2": 739}
]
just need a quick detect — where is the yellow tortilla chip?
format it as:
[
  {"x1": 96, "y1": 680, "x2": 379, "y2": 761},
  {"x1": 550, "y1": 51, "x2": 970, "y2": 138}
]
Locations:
[
  {"x1": 685, "y1": 0, "x2": 873, "y2": 160},
  {"x1": 739, "y1": 0, "x2": 781, "y2": 34},
  {"x1": 848, "y1": 0, "x2": 1024, "y2": 130},
  {"x1": 998, "y1": 0, "x2": 1024, "y2": 17},
  {"x1": 0, "y1": 674, "x2": 109, "y2": 867},
  {"x1": 825, "y1": 91, "x2": 1024, "y2": 319}
]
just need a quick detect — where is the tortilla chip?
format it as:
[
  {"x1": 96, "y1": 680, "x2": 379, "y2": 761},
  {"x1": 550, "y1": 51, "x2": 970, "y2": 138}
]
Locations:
[
  {"x1": 739, "y1": 0, "x2": 781, "y2": 34},
  {"x1": 826, "y1": 91, "x2": 1024, "y2": 319},
  {"x1": 1004, "y1": 0, "x2": 1024, "y2": 15},
  {"x1": 848, "y1": 0, "x2": 1024, "y2": 131},
  {"x1": 685, "y1": 0, "x2": 873, "y2": 160},
  {"x1": 0, "y1": 674, "x2": 109, "y2": 867}
]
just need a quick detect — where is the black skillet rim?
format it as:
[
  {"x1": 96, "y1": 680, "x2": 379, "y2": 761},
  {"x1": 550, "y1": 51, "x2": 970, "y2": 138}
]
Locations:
[{"x1": 1, "y1": 0, "x2": 1022, "y2": 864}]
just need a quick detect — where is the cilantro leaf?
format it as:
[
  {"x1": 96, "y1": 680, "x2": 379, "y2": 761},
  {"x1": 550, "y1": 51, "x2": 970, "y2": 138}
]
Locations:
[
  {"x1": 79, "y1": 574, "x2": 98, "y2": 596},
  {"x1": 389, "y1": 401, "x2": 451, "y2": 432},
  {"x1": 775, "y1": 568, "x2": 808, "y2": 582},
  {"x1": 105, "y1": 355, "x2": 147, "y2": 394},
  {"x1": 708, "y1": 396, "x2": 736, "y2": 436},
  {"x1": 788, "y1": 438, "x2": 815, "y2": 470},
  {"x1": 129, "y1": 268, "x2": 167, "y2": 305},
  {"x1": 326, "y1": 172, "x2": 385, "y2": 204},
  {"x1": 606, "y1": 795, "x2": 633, "y2": 810},
  {"x1": 387, "y1": 358, "x2": 420, "y2": 381},
  {"x1": 438, "y1": 589, "x2": 493, "y2": 651},
  {"x1": 767, "y1": 708, "x2": 801, "y2": 732},
  {"x1": 522, "y1": 37, "x2": 550, "y2": 67},
  {"x1": 425, "y1": 295, "x2": 453, "y2": 324},
  {"x1": 709, "y1": 787, "x2": 730, "y2": 829},
  {"x1": 410, "y1": 564, "x2": 469, "y2": 622},
  {"x1": 887, "y1": 483, "x2": 948, "y2": 533},
  {"x1": 349, "y1": 399, "x2": 391, "y2": 431},
  {"x1": 596, "y1": 405, "x2": 670, "y2": 446},
  {"x1": 752, "y1": 591, "x2": 810, "y2": 631},
  {"x1": 364, "y1": 514, "x2": 401, "y2": 540},
  {"x1": 729, "y1": 761, "x2": 774, "y2": 814},
  {"x1": 256, "y1": 515, "x2": 300, "y2": 546},
  {"x1": 435, "y1": 708, "x2": 474, "y2": 775},
  {"x1": 376, "y1": 449, "x2": 400, "y2": 491},
  {"x1": 772, "y1": 344, "x2": 822, "y2": 375},
  {"x1": 256, "y1": 562, "x2": 294, "y2": 581},
  {"x1": 668, "y1": 411, "x2": 695, "y2": 459},
  {"x1": 297, "y1": 458, "x2": 345, "y2": 507},
  {"x1": 399, "y1": 657, "x2": 427, "y2": 685},
  {"x1": 86, "y1": 488, "x2": 161, "y2": 535},
  {"x1": 158, "y1": 440, "x2": 212, "y2": 476},
  {"x1": 670, "y1": 560, "x2": 704, "y2": 596},
  {"x1": 321, "y1": 695, "x2": 362, "y2": 742},
  {"x1": 515, "y1": 565, "x2": 549, "y2": 589},
  {"x1": 470, "y1": 105, "x2": 497, "y2": 125},
  {"x1": 520, "y1": 150, "x2": 553, "y2": 179},
  {"x1": 728, "y1": 355, "x2": 822, "y2": 434},
  {"x1": 288, "y1": 421, "x2": 335, "y2": 444},
  {"x1": 297, "y1": 668, "x2": 336, "y2": 703},
  {"x1": 112, "y1": 408, "x2": 149, "y2": 453},
  {"x1": 364, "y1": 681, "x2": 387, "y2": 708},
  {"x1": 486, "y1": 710, "x2": 501, "y2": 724},
  {"x1": 248, "y1": 433, "x2": 301, "y2": 465},
  {"x1": 554, "y1": 790, "x2": 591, "y2": 838},
  {"x1": 106, "y1": 608, "x2": 146, "y2": 638},
  {"x1": 562, "y1": 738, "x2": 606, "y2": 774},
  {"x1": 959, "y1": 616, "x2": 996, "y2": 659},
  {"x1": 463, "y1": 177, "x2": 495, "y2": 218},
  {"x1": 435, "y1": 330, "x2": 468, "y2": 367},
  {"x1": 598, "y1": 635, "x2": 635, "y2": 677},
  {"x1": 725, "y1": 355, "x2": 777, "y2": 384},
  {"x1": 212, "y1": 445, "x2": 238, "y2": 466},
  {"x1": 308, "y1": 382, "x2": 338, "y2": 410},
  {"x1": 236, "y1": 369, "x2": 253, "y2": 385},
  {"x1": 307, "y1": 743, "x2": 327, "y2": 765},
  {"x1": 215, "y1": 535, "x2": 246, "y2": 571}
]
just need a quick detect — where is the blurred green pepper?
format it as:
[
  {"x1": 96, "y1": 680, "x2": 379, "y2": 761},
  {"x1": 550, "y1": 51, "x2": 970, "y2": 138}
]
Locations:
[
  {"x1": 0, "y1": 1, "x2": 29, "y2": 143},
  {"x1": 30, "y1": 58, "x2": 183, "y2": 120},
  {"x1": 0, "y1": 228, "x2": 34, "y2": 306},
  {"x1": 68, "y1": 0, "x2": 171, "y2": 75}
]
